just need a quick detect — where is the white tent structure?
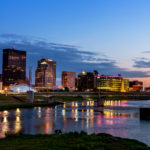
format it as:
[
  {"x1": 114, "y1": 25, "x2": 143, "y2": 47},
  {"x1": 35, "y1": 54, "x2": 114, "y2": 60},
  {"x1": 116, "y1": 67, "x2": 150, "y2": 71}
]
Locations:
[{"x1": 10, "y1": 84, "x2": 37, "y2": 93}]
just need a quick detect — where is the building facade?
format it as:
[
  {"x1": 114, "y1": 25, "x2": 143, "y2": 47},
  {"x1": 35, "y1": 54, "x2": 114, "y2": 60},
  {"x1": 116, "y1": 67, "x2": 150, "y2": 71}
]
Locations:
[
  {"x1": 96, "y1": 75, "x2": 129, "y2": 92},
  {"x1": 2, "y1": 48, "x2": 26, "y2": 87},
  {"x1": 62, "y1": 71, "x2": 76, "y2": 90},
  {"x1": 35, "y1": 59, "x2": 56, "y2": 89},
  {"x1": 129, "y1": 80, "x2": 143, "y2": 91},
  {"x1": 0, "y1": 74, "x2": 2, "y2": 92},
  {"x1": 76, "y1": 70, "x2": 99, "y2": 91}
]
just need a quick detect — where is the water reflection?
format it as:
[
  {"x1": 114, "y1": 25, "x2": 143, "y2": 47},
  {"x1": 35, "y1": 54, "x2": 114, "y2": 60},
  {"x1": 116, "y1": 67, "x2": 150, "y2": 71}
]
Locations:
[
  {"x1": 14, "y1": 108, "x2": 21, "y2": 133},
  {"x1": 0, "y1": 100, "x2": 150, "y2": 146},
  {"x1": 1, "y1": 111, "x2": 9, "y2": 137},
  {"x1": 104, "y1": 100, "x2": 128, "y2": 107},
  {"x1": 38, "y1": 107, "x2": 42, "y2": 118}
]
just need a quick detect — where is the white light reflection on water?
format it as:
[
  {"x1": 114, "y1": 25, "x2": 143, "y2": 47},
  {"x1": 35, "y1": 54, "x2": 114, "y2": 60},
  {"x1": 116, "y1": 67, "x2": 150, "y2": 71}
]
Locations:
[
  {"x1": 14, "y1": 108, "x2": 21, "y2": 133},
  {"x1": 0, "y1": 100, "x2": 150, "y2": 146}
]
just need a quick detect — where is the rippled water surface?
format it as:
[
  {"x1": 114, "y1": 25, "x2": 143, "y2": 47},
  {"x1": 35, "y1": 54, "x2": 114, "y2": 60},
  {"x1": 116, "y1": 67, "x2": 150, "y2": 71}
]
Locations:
[{"x1": 1, "y1": 100, "x2": 150, "y2": 145}]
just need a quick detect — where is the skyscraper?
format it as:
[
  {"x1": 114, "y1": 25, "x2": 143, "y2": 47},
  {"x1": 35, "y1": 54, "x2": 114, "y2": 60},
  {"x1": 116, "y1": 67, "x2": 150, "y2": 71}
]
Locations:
[
  {"x1": 62, "y1": 71, "x2": 76, "y2": 90},
  {"x1": 35, "y1": 59, "x2": 56, "y2": 89},
  {"x1": 2, "y1": 48, "x2": 26, "y2": 87},
  {"x1": 76, "y1": 70, "x2": 99, "y2": 91},
  {"x1": 0, "y1": 74, "x2": 2, "y2": 91}
]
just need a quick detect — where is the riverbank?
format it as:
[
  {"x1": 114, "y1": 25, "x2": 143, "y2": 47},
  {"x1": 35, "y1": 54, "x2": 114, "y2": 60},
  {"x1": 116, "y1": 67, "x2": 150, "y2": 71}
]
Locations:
[
  {"x1": 0, "y1": 102, "x2": 62, "y2": 111},
  {"x1": 0, "y1": 94, "x2": 63, "y2": 111},
  {"x1": 90, "y1": 95, "x2": 150, "y2": 100},
  {"x1": 0, "y1": 132, "x2": 149, "y2": 150},
  {"x1": 0, "y1": 93, "x2": 150, "y2": 111}
]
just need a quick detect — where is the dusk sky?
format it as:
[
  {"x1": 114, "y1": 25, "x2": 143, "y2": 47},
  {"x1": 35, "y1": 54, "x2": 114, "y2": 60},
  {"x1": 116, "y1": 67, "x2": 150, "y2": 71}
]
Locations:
[{"x1": 1, "y1": 0, "x2": 150, "y2": 86}]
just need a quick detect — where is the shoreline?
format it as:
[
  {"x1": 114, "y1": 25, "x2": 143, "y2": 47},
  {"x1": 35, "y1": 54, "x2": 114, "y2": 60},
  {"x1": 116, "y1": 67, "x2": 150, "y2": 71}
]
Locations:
[
  {"x1": 0, "y1": 94, "x2": 150, "y2": 111},
  {"x1": 0, "y1": 101, "x2": 63, "y2": 111},
  {"x1": 0, "y1": 132, "x2": 149, "y2": 150}
]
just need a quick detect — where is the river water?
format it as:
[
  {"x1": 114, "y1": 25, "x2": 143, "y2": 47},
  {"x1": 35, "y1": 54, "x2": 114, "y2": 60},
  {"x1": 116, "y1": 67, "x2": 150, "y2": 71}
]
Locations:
[{"x1": 0, "y1": 100, "x2": 150, "y2": 145}]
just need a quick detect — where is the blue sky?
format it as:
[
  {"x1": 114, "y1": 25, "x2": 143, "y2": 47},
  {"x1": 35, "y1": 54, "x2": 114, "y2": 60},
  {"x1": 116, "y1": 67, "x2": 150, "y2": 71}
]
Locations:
[{"x1": 1, "y1": 0, "x2": 150, "y2": 85}]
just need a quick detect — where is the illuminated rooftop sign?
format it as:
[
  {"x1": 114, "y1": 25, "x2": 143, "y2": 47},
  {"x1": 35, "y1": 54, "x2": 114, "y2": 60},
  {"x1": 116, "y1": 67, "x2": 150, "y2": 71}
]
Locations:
[
  {"x1": 41, "y1": 61, "x2": 47, "y2": 65},
  {"x1": 46, "y1": 59, "x2": 53, "y2": 62}
]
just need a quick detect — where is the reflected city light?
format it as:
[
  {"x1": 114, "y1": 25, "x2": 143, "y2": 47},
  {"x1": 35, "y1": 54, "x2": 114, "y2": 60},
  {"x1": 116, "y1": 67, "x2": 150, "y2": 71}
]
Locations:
[
  {"x1": 3, "y1": 116, "x2": 8, "y2": 123},
  {"x1": 104, "y1": 100, "x2": 128, "y2": 107},
  {"x1": 1, "y1": 110, "x2": 9, "y2": 137},
  {"x1": 87, "y1": 101, "x2": 89, "y2": 106},
  {"x1": 14, "y1": 108, "x2": 21, "y2": 133},
  {"x1": 55, "y1": 106, "x2": 57, "y2": 118},
  {"x1": 38, "y1": 107, "x2": 42, "y2": 118},
  {"x1": 15, "y1": 116, "x2": 21, "y2": 133},
  {"x1": 86, "y1": 109, "x2": 90, "y2": 117},
  {"x1": 90, "y1": 101, "x2": 94, "y2": 106},
  {"x1": 63, "y1": 103, "x2": 66, "y2": 108},
  {"x1": 16, "y1": 108, "x2": 21, "y2": 115},
  {"x1": 103, "y1": 109, "x2": 130, "y2": 119},
  {"x1": 74, "y1": 109, "x2": 78, "y2": 122},
  {"x1": 62, "y1": 109, "x2": 66, "y2": 117},
  {"x1": 3, "y1": 110, "x2": 9, "y2": 116},
  {"x1": 45, "y1": 108, "x2": 52, "y2": 134},
  {"x1": 82, "y1": 101, "x2": 84, "y2": 106},
  {"x1": 0, "y1": 100, "x2": 146, "y2": 144},
  {"x1": 72, "y1": 102, "x2": 75, "y2": 107},
  {"x1": 105, "y1": 120, "x2": 114, "y2": 125},
  {"x1": 75, "y1": 102, "x2": 78, "y2": 107}
]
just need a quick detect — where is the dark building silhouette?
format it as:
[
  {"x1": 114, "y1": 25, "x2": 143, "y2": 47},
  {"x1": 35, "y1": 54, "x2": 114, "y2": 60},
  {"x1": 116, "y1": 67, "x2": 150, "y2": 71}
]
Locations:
[
  {"x1": 129, "y1": 80, "x2": 143, "y2": 91},
  {"x1": 2, "y1": 48, "x2": 26, "y2": 87},
  {"x1": 0, "y1": 74, "x2": 2, "y2": 82},
  {"x1": 76, "y1": 71, "x2": 129, "y2": 92},
  {"x1": 62, "y1": 71, "x2": 76, "y2": 90},
  {"x1": 0, "y1": 74, "x2": 2, "y2": 91},
  {"x1": 76, "y1": 70, "x2": 99, "y2": 91},
  {"x1": 35, "y1": 59, "x2": 56, "y2": 89}
]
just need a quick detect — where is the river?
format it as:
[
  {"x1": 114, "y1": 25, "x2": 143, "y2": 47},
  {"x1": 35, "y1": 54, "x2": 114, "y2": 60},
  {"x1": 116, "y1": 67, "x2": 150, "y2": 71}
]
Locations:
[{"x1": 0, "y1": 100, "x2": 150, "y2": 145}]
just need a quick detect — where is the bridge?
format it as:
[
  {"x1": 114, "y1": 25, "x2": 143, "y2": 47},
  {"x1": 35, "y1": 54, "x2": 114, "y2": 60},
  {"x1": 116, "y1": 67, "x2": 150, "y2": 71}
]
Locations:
[{"x1": 32, "y1": 91, "x2": 150, "y2": 96}]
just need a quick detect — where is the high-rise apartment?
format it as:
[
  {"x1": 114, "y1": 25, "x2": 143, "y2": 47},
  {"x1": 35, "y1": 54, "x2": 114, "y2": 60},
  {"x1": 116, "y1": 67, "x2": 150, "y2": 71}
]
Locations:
[
  {"x1": 2, "y1": 48, "x2": 26, "y2": 87},
  {"x1": 35, "y1": 59, "x2": 56, "y2": 89},
  {"x1": 62, "y1": 71, "x2": 76, "y2": 90}
]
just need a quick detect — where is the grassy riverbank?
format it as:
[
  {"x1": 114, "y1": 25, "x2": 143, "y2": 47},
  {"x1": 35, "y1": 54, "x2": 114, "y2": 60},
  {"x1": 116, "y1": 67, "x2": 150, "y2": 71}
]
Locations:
[
  {"x1": 0, "y1": 132, "x2": 149, "y2": 150},
  {"x1": 0, "y1": 94, "x2": 62, "y2": 111}
]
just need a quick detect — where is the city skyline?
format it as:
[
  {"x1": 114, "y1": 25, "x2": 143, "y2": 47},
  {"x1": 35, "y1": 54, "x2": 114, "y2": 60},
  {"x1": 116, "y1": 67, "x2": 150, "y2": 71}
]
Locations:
[{"x1": 1, "y1": 0, "x2": 150, "y2": 86}]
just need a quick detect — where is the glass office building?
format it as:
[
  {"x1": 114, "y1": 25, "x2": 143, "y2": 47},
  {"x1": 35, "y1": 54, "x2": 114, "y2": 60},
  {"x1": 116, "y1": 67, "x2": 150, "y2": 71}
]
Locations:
[
  {"x1": 2, "y1": 48, "x2": 26, "y2": 87},
  {"x1": 35, "y1": 59, "x2": 56, "y2": 89}
]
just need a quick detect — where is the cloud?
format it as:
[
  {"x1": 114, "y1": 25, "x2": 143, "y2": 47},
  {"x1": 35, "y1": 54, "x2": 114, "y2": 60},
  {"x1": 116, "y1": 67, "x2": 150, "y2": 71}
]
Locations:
[
  {"x1": 133, "y1": 57, "x2": 150, "y2": 68},
  {"x1": 142, "y1": 51, "x2": 150, "y2": 54},
  {"x1": 0, "y1": 34, "x2": 150, "y2": 85}
]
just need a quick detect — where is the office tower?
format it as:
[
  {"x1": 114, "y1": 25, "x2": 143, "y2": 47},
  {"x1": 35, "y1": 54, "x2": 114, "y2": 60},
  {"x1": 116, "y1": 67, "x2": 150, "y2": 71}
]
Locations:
[
  {"x1": 62, "y1": 71, "x2": 76, "y2": 90},
  {"x1": 96, "y1": 75, "x2": 129, "y2": 92},
  {"x1": 35, "y1": 59, "x2": 56, "y2": 89},
  {"x1": 76, "y1": 70, "x2": 98, "y2": 91},
  {"x1": 0, "y1": 74, "x2": 2, "y2": 91},
  {"x1": 2, "y1": 48, "x2": 26, "y2": 87}
]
